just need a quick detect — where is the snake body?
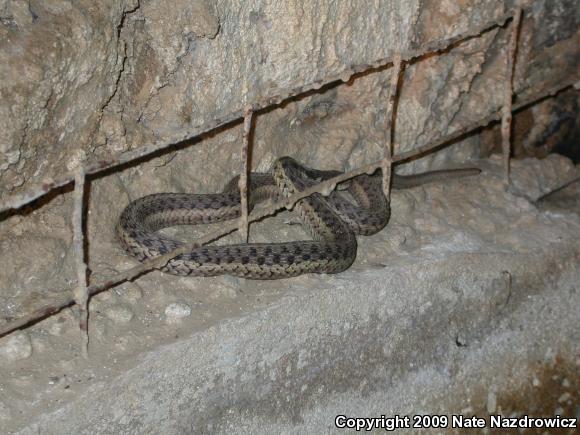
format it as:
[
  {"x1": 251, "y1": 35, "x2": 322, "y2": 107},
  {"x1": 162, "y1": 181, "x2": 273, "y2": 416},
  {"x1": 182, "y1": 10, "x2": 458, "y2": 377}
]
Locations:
[{"x1": 118, "y1": 157, "x2": 480, "y2": 279}]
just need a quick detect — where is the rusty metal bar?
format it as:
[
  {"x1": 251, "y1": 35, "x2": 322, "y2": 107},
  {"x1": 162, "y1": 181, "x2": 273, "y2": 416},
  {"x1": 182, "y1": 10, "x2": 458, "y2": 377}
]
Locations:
[
  {"x1": 0, "y1": 12, "x2": 514, "y2": 215},
  {"x1": 72, "y1": 167, "x2": 89, "y2": 358},
  {"x1": 501, "y1": 6, "x2": 523, "y2": 184},
  {"x1": 381, "y1": 53, "x2": 403, "y2": 199},
  {"x1": 238, "y1": 107, "x2": 254, "y2": 242}
]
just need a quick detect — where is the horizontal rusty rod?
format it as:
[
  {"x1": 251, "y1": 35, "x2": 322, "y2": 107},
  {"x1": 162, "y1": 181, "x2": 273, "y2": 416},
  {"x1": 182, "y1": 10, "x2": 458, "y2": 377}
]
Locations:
[
  {"x1": 0, "y1": 12, "x2": 515, "y2": 215},
  {"x1": 393, "y1": 81, "x2": 578, "y2": 164},
  {"x1": 1, "y1": 79, "x2": 577, "y2": 338}
]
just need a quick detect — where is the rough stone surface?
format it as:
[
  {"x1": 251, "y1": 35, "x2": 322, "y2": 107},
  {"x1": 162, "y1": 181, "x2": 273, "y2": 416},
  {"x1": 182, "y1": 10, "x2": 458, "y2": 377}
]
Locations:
[
  {"x1": 103, "y1": 304, "x2": 134, "y2": 324},
  {"x1": 0, "y1": 331, "x2": 32, "y2": 362},
  {"x1": 164, "y1": 302, "x2": 192, "y2": 324},
  {"x1": 0, "y1": 0, "x2": 578, "y2": 195}
]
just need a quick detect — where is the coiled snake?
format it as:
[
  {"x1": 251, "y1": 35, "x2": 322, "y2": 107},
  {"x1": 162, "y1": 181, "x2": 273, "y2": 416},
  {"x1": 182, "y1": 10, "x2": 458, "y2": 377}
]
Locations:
[{"x1": 118, "y1": 157, "x2": 480, "y2": 279}]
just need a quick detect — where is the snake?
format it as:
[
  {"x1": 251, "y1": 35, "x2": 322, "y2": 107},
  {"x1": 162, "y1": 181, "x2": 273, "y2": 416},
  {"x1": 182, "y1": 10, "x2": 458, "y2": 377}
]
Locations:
[{"x1": 117, "y1": 157, "x2": 480, "y2": 279}]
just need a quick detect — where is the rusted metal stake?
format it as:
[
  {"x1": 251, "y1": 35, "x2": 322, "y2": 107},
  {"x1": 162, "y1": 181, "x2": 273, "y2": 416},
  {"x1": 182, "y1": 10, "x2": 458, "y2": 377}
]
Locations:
[
  {"x1": 238, "y1": 107, "x2": 254, "y2": 242},
  {"x1": 72, "y1": 167, "x2": 89, "y2": 358},
  {"x1": 501, "y1": 7, "x2": 523, "y2": 185},
  {"x1": 382, "y1": 54, "x2": 403, "y2": 199}
]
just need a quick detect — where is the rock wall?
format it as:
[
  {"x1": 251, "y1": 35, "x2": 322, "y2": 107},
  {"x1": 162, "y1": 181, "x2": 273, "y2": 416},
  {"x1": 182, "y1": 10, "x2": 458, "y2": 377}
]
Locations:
[
  {"x1": 0, "y1": 1, "x2": 579, "y2": 432},
  {"x1": 1, "y1": 0, "x2": 578, "y2": 196}
]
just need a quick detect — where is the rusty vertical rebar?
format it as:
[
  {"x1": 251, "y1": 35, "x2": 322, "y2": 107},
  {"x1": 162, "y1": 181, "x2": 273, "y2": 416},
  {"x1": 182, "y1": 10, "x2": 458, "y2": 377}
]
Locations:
[
  {"x1": 382, "y1": 54, "x2": 403, "y2": 198},
  {"x1": 381, "y1": 147, "x2": 393, "y2": 198},
  {"x1": 501, "y1": 7, "x2": 523, "y2": 185},
  {"x1": 72, "y1": 167, "x2": 89, "y2": 358},
  {"x1": 238, "y1": 107, "x2": 254, "y2": 242}
]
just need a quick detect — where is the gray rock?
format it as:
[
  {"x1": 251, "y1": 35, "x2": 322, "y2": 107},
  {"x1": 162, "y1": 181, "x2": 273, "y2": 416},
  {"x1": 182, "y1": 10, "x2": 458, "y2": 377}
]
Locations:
[
  {"x1": 0, "y1": 331, "x2": 32, "y2": 362},
  {"x1": 164, "y1": 302, "x2": 192, "y2": 323}
]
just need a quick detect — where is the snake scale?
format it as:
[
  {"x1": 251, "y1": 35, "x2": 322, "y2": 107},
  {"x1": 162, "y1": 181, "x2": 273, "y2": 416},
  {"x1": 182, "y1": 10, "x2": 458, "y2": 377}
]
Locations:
[{"x1": 118, "y1": 157, "x2": 480, "y2": 279}]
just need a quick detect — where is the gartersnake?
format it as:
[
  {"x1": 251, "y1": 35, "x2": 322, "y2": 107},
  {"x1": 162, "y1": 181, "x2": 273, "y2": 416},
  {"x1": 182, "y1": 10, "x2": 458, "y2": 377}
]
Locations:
[{"x1": 117, "y1": 157, "x2": 480, "y2": 279}]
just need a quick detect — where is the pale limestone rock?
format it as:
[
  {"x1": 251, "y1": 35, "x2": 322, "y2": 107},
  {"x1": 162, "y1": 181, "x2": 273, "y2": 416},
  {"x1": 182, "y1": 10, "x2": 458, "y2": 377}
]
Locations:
[
  {"x1": 0, "y1": 331, "x2": 33, "y2": 362},
  {"x1": 165, "y1": 302, "x2": 192, "y2": 323}
]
